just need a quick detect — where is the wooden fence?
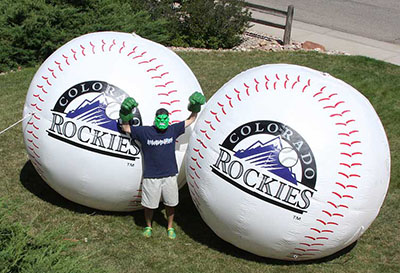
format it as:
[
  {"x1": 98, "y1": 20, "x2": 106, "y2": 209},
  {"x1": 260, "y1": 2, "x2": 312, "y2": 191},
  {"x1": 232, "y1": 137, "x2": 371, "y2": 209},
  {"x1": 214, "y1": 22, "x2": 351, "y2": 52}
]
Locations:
[{"x1": 245, "y1": 2, "x2": 295, "y2": 45}]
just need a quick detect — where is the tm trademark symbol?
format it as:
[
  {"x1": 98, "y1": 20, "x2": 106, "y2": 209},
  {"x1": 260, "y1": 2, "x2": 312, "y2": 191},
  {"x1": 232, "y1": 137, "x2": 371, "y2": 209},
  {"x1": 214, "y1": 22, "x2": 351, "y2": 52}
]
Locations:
[
  {"x1": 293, "y1": 215, "x2": 301, "y2": 221},
  {"x1": 127, "y1": 162, "x2": 135, "y2": 167}
]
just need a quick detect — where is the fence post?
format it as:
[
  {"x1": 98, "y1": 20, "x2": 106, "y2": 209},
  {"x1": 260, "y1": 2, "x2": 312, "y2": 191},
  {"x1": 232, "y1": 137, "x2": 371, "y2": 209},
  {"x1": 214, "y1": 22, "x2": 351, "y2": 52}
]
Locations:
[{"x1": 283, "y1": 5, "x2": 294, "y2": 45}]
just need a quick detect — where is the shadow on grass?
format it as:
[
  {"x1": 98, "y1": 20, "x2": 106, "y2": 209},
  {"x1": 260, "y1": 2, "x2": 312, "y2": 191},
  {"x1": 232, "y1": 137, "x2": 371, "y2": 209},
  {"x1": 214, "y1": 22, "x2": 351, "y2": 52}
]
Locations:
[
  {"x1": 132, "y1": 208, "x2": 169, "y2": 229},
  {"x1": 19, "y1": 160, "x2": 137, "y2": 217},
  {"x1": 20, "y1": 160, "x2": 175, "y2": 228},
  {"x1": 175, "y1": 184, "x2": 358, "y2": 265},
  {"x1": 20, "y1": 160, "x2": 357, "y2": 264}
]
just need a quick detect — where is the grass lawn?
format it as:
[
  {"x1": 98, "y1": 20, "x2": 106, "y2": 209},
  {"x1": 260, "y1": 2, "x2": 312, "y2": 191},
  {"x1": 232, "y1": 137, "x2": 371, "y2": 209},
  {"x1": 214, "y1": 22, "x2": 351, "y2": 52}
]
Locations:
[{"x1": 0, "y1": 51, "x2": 399, "y2": 273}]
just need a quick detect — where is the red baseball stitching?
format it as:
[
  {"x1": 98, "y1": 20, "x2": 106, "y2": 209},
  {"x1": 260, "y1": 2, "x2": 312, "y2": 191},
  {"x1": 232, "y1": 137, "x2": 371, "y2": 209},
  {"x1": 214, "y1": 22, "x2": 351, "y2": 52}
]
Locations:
[
  {"x1": 71, "y1": 49, "x2": 77, "y2": 60},
  {"x1": 127, "y1": 46, "x2": 137, "y2": 56},
  {"x1": 139, "y1": 58, "x2": 156, "y2": 65},
  {"x1": 48, "y1": 68, "x2": 56, "y2": 79},
  {"x1": 62, "y1": 54, "x2": 70, "y2": 65},
  {"x1": 152, "y1": 72, "x2": 169, "y2": 79},
  {"x1": 33, "y1": 94, "x2": 44, "y2": 102},
  {"x1": 186, "y1": 71, "x2": 362, "y2": 260},
  {"x1": 254, "y1": 78, "x2": 260, "y2": 92},
  {"x1": 90, "y1": 42, "x2": 95, "y2": 54},
  {"x1": 146, "y1": 65, "x2": 163, "y2": 72},
  {"x1": 225, "y1": 94, "x2": 233, "y2": 108},
  {"x1": 27, "y1": 35, "x2": 181, "y2": 210},
  {"x1": 101, "y1": 40, "x2": 106, "y2": 52},
  {"x1": 109, "y1": 39, "x2": 116, "y2": 52},
  {"x1": 119, "y1": 41, "x2": 126, "y2": 54},
  {"x1": 127, "y1": 189, "x2": 143, "y2": 206},
  {"x1": 55, "y1": 61, "x2": 63, "y2": 72},
  {"x1": 291, "y1": 75, "x2": 301, "y2": 89},
  {"x1": 132, "y1": 51, "x2": 147, "y2": 59}
]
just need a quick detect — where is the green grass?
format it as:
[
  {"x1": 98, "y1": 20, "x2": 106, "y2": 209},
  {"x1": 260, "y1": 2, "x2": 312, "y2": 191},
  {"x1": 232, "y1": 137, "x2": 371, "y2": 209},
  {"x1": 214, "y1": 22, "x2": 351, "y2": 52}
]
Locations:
[
  {"x1": 0, "y1": 201, "x2": 103, "y2": 273},
  {"x1": 0, "y1": 51, "x2": 399, "y2": 273}
]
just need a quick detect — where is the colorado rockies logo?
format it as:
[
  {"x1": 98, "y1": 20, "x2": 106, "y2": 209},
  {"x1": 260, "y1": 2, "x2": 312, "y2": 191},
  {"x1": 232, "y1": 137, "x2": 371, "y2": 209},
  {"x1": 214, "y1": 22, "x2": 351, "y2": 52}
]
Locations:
[
  {"x1": 211, "y1": 120, "x2": 317, "y2": 214},
  {"x1": 47, "y1": 81, "x2": 142, "y2": 160}
]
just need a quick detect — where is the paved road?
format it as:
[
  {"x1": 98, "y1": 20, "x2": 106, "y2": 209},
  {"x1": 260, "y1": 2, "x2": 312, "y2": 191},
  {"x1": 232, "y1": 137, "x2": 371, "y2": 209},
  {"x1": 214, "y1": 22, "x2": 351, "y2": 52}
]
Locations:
[{"x1": 246, "y1": 0, "x2": 400, "y2": 44}]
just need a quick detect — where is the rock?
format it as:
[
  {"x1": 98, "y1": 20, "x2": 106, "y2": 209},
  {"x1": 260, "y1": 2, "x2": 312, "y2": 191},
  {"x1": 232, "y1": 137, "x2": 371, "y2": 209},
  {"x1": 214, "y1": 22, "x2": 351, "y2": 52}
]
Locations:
[
  {"x1": 168, "y1": 31, "x2": 347, "y2": 55},
  {"x1": 302, "y1": 41, "x2": 326, "y2": 51}
]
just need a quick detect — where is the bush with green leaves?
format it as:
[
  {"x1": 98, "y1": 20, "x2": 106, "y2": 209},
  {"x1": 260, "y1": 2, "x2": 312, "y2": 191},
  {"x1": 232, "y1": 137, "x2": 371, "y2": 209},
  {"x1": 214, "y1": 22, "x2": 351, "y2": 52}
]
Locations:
[
  {"x1": 0, "y1": 201, "x2": 104, "y2": 273},
  {"x1": 175, "y1": 0, "x2": 250, "y2": 49},
  {"x1": 140, "y1": 0, "x2": 251, "y2": 49},
  {"x1": 0, "y1": 0, "x2": 250, "y2": 72},
  {"x1": 0, "y1": 0, "x2": 170, "y2": 72}
]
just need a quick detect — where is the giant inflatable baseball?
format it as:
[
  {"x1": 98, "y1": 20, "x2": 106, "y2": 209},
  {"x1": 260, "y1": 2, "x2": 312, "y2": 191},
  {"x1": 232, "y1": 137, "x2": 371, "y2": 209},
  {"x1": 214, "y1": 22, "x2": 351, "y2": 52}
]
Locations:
[
  {"x1": 23, "y1": 32, "x2": 202, "y2": 211},
  {"x1": 186, "y1": 64, "x2": 390, "y2": 261}
]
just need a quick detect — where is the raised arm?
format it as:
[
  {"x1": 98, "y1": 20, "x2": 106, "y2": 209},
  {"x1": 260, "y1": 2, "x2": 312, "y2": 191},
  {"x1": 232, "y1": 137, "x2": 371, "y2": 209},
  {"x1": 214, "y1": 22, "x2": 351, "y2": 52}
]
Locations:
[
  {"x1": 119, "y1": 97, "x2": 138, "y2": 134},
  {"x1": 185, "y1": 112, "x2": 198, "y2": 128},
  {"x1": 185, "y1": 92, "x2": 206, "y2": 128}
]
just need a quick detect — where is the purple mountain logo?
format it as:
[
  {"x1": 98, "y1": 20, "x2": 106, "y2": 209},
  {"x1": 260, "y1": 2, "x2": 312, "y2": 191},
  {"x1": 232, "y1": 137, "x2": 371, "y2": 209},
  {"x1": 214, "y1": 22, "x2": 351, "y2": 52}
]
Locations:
[
  {"x1": 66, "y1": 94, "x2": 118, "y2": 132},
  {"x1": 234, "y1": 136, "x2": 298, "y2": 185},
  {"x1": 213, "y1": 120, "x2": 317, "y2": 214}
]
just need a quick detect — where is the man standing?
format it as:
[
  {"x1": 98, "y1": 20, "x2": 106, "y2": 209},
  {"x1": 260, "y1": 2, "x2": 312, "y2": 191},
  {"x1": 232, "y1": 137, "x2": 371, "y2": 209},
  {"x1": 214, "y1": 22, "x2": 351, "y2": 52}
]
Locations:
[{"x1": 119, "y1": 92, "x2": 205, "y2": 239}]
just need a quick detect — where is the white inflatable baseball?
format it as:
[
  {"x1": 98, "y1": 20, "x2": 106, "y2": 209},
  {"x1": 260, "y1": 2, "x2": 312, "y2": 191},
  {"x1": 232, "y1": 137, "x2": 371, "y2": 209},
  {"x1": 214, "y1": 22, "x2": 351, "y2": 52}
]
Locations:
[
  {"x1": 23, "y1": 32, "x2": 202, "y2": 211},
  {"x1": 186, "y1": 64, "x2": 390, "y2": 261}
]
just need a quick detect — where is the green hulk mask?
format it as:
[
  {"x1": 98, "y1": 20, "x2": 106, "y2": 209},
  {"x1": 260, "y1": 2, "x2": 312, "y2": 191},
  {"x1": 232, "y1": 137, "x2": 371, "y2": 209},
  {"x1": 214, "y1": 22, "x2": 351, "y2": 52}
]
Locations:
[{"x1": 154, "y1": 112, "x2": 169, "y2": 130}]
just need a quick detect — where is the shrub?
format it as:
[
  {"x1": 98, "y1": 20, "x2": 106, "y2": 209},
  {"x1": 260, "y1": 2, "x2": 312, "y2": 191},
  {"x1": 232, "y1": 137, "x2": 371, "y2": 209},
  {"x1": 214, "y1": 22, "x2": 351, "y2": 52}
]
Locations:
[
  {"x1": 176, "y1": 0, "x2": 251, "y2": 49},
  {"x1": 0, "y1": 0, "x2": 250, "y2": 72},
  {"x1": 139, "y1": 0, "x2": 251, "y2": 49},
  {"x1": 0, "y1": 0, "x2": 171, "y2": 72},
  {"x1": 0, "y1": 201, "x2": 104, "y2": 273}
]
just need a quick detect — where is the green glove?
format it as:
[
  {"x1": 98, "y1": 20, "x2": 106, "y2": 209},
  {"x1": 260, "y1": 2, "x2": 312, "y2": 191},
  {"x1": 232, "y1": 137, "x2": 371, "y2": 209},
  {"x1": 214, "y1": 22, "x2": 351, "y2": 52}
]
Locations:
[
  {"x1": 188, "y1": 91, "x2": 206, "y2": 113},
  {"x1": 119, "y1": 97, "x2": 138, "y2": 122}
]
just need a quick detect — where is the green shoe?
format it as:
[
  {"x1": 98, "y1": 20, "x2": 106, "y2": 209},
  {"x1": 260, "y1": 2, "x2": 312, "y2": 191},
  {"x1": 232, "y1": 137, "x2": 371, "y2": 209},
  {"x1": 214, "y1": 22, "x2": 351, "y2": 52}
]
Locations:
[
  {"x1": 167, "y1": 228, "x2": 176, "y2": 240},
  {"x1": 143, "y1": 227, "x2": 152, "y2": 238}
]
